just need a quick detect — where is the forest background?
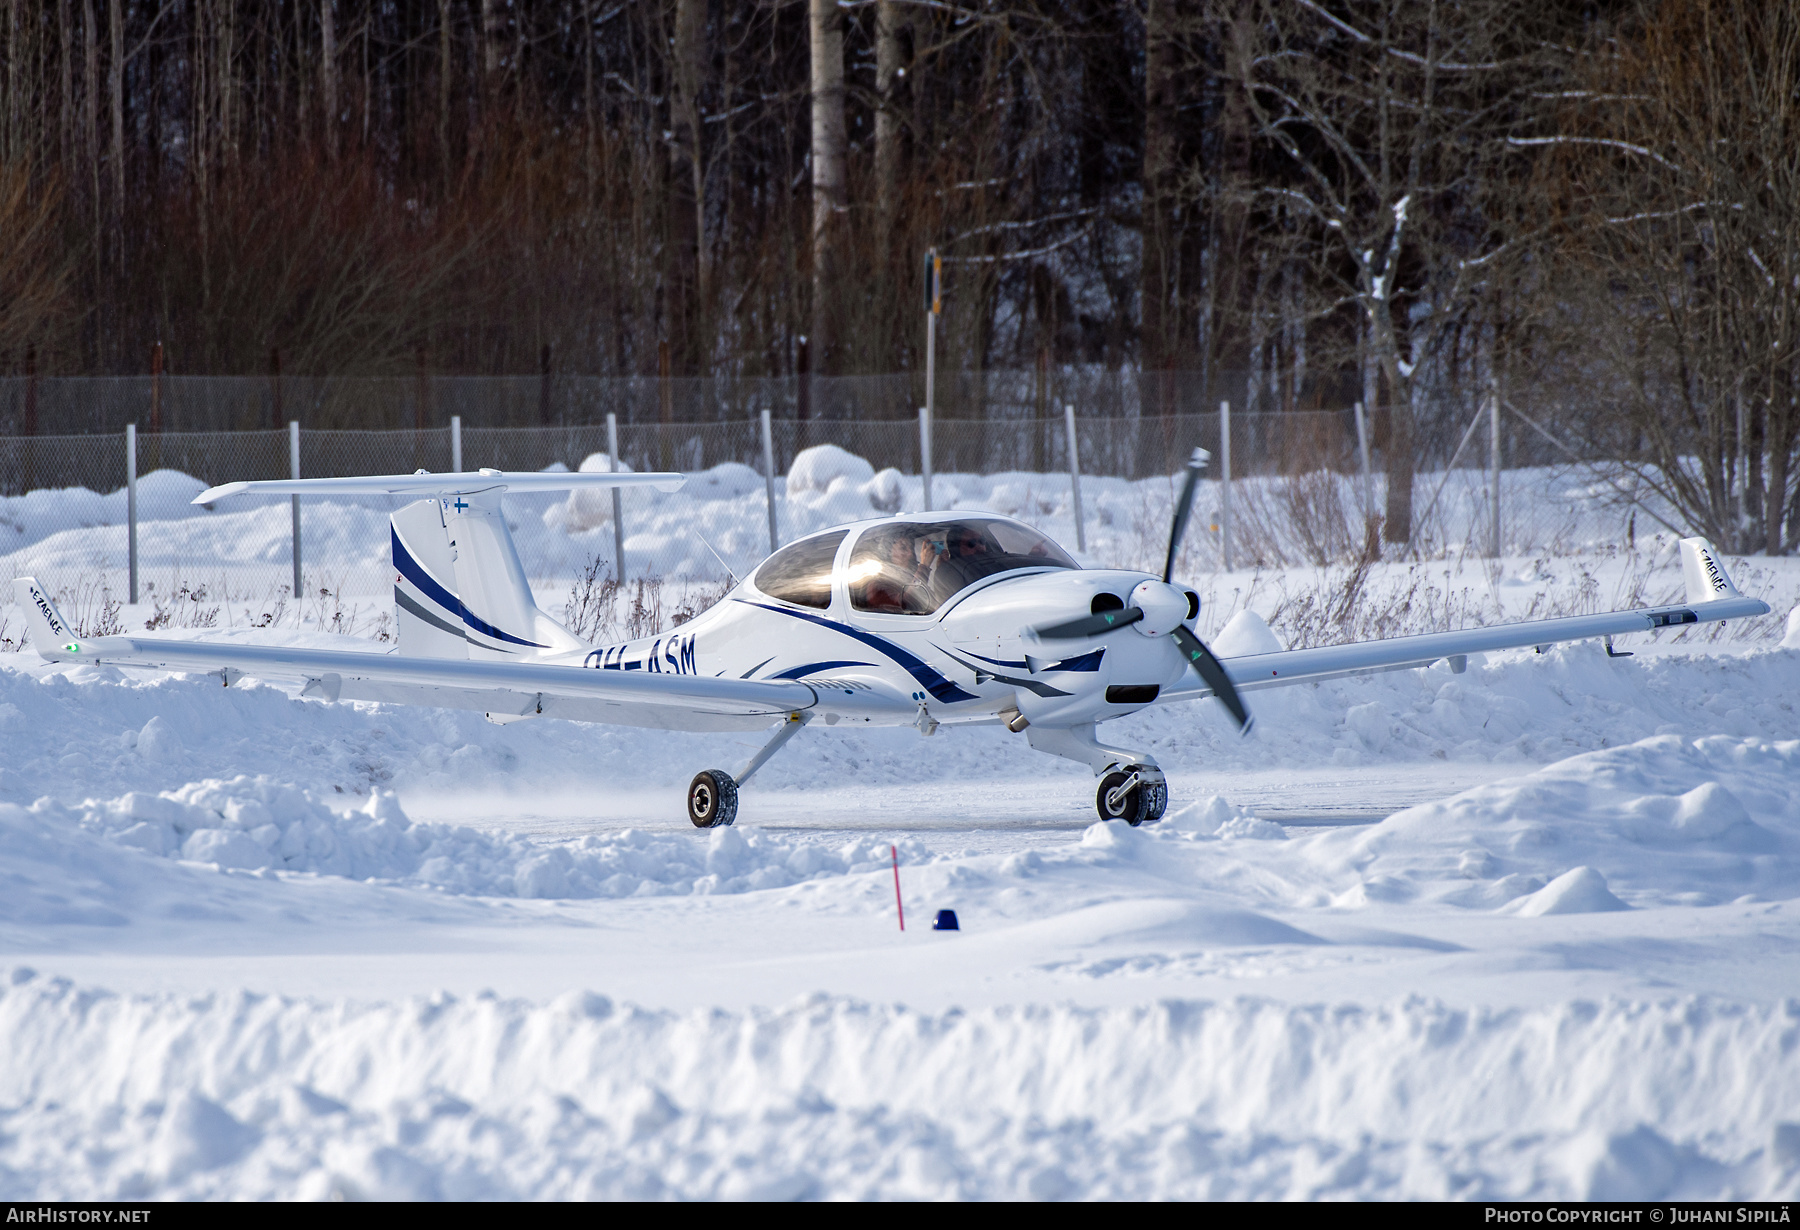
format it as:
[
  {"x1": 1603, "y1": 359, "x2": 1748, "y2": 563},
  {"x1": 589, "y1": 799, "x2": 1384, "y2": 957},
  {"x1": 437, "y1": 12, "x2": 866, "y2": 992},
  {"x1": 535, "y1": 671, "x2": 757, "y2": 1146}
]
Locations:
[{"x1": 0, "y1": 0, "x2": 1795, "y2": 553}]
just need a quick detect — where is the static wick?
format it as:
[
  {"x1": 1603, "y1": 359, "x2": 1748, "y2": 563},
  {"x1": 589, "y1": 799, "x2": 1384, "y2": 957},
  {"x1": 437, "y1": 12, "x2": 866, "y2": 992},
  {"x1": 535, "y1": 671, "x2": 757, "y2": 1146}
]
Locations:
[{"x1": 891, "y1": 843, "x2": 905, "y2": 931}]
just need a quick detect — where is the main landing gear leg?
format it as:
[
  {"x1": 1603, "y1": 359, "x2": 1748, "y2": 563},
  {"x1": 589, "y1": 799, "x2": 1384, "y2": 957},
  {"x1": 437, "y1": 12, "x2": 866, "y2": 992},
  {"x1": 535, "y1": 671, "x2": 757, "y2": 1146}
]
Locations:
[
  {"x1": 1025, "y1": 723, "x2": 1169, "y2": 827},
  {"x1": 687, "y1": 711, "x2": 812, "y2": 829}
]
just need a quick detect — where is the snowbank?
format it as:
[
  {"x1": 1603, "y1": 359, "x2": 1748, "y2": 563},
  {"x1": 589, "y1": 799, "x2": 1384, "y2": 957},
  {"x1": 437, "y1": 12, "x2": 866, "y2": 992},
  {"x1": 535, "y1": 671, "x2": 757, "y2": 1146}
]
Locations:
[
  {"x1": 2, "y1": 972, "x2": 1797, "y2": 1199},
  {"x1": 14, "y1": 776, "x2": 939, "y2": 904},
  {"x1": 1318, "y1": 735, "x2": 1800, "y2": 909}
]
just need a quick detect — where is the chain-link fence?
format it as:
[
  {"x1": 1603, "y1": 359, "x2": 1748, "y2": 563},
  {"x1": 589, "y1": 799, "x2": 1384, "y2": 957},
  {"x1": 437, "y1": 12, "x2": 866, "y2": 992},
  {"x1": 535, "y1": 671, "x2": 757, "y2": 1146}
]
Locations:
[{"x1": 2, "y1": 404, "x2": 1661, "y2": 627}]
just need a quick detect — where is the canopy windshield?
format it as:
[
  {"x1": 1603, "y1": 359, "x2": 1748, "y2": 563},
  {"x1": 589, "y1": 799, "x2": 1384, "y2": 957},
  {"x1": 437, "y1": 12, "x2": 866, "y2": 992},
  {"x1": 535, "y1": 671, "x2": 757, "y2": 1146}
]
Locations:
[{"x1": 848, "y1": 518, "x2": 1076, "y2": 615}]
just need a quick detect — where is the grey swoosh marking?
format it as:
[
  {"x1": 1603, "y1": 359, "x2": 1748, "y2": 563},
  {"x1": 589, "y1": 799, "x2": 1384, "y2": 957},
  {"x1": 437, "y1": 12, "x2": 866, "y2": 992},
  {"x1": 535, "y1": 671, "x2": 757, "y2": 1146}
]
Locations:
[{"x1": 394, "y1": 587, "x2": 470, "y2": 641}]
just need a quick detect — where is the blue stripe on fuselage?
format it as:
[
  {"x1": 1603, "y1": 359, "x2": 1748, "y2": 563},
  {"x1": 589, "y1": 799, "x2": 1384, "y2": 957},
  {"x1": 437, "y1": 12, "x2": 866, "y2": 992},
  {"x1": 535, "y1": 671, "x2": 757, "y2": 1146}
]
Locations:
[
  {"x1": 739, "y1": 601, "x2": 980, "y2": 703},
  {"x1": 964, "y1": 647, "x2": 1105, "y2": 673},
  {"x1": 771, "y1": 659, "x2": 874, "y2": 680}
]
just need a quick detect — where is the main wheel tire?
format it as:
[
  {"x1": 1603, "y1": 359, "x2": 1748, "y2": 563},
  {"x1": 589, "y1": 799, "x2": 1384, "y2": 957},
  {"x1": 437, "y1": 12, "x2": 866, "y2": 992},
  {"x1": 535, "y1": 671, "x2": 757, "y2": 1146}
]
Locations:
[
  {"x1": 1096, "y1": 765, "x2": 1167, "y2": 826},
  {"x1": 688, "y1": 769, "x2": 739, "y2": 828}
]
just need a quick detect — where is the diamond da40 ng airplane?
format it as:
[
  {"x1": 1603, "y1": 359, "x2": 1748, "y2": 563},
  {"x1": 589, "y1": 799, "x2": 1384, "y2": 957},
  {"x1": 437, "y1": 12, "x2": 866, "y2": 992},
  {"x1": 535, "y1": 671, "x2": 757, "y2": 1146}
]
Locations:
[{"x1": 13, "y1": 453, "x2": 1769, "y2": 827}]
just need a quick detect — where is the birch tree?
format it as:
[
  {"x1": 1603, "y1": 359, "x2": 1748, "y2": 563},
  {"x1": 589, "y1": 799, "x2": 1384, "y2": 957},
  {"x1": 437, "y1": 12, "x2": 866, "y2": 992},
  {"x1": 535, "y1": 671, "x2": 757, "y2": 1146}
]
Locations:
[{"x1": 810, "y1": 0, "x2": 848, "y2": 375}]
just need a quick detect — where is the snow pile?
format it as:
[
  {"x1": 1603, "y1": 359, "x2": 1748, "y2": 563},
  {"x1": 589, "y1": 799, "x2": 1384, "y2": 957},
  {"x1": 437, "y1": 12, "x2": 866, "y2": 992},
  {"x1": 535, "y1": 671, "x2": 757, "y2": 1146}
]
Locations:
[
  {"x1": 0, "y1": 470, "x2": 214, "y2": 553},
  {"x1": 952, "y1": 733, "x2": 1800, "y2": 920},
  {"x1": 1209, "y1": 609, "x2": 1285, "y2": 657},
  {"x1": 1162, "y1": 795, "x2": 1288, "y2": 840},
  {"x1": 35, "y1": 776, "x2": 936, "y2": 901},
  {"x1": 1305, "y1": 735, "x2": 1800, "y2": 910},
  {"x1": 786, "y1": 444, "x2": 873, "y2": 494},
  {"x1": 3, "y1": 973, "x2": 1799, "y2": 1199},
  {"x1": 542, "y1": 452, "x2": 634, "y2": 534}
]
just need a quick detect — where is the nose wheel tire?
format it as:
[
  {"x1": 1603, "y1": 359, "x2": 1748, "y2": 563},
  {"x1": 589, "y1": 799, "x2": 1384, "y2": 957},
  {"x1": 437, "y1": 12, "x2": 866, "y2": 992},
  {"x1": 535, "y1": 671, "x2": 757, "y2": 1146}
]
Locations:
[
  {"x1": 1097, "y1": 765, "x2": 1167, "y2": 826},
  {"x1": 688, "y1": 769, "x2": 739, "y2": 828}
]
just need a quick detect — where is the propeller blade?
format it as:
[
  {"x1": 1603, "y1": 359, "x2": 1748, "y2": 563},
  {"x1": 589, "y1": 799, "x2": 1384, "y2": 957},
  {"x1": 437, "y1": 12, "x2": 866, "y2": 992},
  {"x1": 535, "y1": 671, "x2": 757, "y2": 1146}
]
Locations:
[
  {"x1": 1028, "y1": 606, "x2": 1146, "y2": 640},
  {"x1": 1169, "y1": 623, "x2": 1253, "y2": 734},
  {"x1": 1162, "y1": 447, "x2": 1210, "y2": 584}
]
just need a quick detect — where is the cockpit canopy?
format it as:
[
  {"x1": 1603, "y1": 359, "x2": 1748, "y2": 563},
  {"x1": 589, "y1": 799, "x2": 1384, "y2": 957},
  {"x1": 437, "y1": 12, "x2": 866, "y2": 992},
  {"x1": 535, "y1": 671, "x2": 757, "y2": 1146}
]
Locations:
[{"x1": 751, "y1": 517, "x2": 1075, "y2": 614}]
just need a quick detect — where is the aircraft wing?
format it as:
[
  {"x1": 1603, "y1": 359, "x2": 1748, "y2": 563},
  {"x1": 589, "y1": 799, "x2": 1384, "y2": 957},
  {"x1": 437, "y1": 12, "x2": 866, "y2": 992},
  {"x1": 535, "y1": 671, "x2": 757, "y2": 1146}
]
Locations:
[
  {"x1": 191, "y1": 468, "x2": 686, "y2": 503},
  {"x1": 1161, "y1": 593, "x2": 1770, "y2": 704},
  {"x1": 13, "y1": 579, "x2": 813, "y2": 733}
]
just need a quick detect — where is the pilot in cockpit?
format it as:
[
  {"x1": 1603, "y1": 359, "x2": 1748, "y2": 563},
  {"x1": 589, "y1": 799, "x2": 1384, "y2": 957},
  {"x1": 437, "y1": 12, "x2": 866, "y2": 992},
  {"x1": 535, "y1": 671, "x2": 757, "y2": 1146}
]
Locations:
[{"x1": 854, "y1": 527, "x2": 933, "y2": 614}]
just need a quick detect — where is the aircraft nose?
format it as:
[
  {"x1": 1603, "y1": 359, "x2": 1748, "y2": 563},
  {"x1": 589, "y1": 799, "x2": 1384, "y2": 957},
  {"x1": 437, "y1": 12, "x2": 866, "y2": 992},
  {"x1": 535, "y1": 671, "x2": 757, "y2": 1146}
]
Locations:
[{"x1": 1128, "y1": 579, "x2": 1192, "y2": 637}]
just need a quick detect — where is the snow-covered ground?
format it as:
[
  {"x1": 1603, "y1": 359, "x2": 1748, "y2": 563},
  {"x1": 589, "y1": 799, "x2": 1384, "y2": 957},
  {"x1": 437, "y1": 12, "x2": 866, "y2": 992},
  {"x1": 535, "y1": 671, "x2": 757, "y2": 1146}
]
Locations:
[{"x1": 3, "y1": 456, "x2": 1800, "y2": 1199}]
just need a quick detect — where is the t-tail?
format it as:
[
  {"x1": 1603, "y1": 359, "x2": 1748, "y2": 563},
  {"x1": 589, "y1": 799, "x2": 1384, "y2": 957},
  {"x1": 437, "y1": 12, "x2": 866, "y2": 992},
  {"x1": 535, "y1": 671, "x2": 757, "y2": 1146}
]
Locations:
[{"x1": 185, "y1": 467, "x2": 686, "y2": 662}]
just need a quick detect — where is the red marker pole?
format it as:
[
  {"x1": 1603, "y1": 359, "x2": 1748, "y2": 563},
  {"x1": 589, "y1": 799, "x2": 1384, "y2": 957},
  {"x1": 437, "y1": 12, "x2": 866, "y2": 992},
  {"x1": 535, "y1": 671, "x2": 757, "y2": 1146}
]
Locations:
[{"x1": 891, "y1": 844, "x2": 905, "y2": 931}]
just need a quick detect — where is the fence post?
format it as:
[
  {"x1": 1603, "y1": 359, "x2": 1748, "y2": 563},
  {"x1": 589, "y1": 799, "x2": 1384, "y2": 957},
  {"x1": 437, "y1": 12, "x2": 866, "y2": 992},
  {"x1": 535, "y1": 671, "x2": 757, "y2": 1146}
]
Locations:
[
  {"x1": 760, "y1": 408, "x2": 779, "y2": 554},
  {"x1": 1354, "y1": 400, "x2": 1373, "y2": 521},
  {"x1": 150, "y1": 342, "x2": 163, "y2": 433},
  {"x1": 1488, "y1": 389, "x2": 1502, "y2": 558},
  {"x1": 1220, "y1": 400, "x2": 1233, "y2": 571},
  {"x1": 539, "y1": 343, "x2": 553, "y2": 426},
  {"x1": 126, "y1": 423, "x2": 138, "y2": 605},
  {"x1": 1064, "y1": 403, "x2": 1086, "y2": 554},
  {"x1": 919, "y1": 405, "x2": 934, "y2": 511},
  {"x1": 607, "y1": 411, "x2": 626, "y2": 585},
  {"x1": 451, "y1": 415, "x2": 463, "y2": 473},
  {"x1": 289, "y1": 421, "x2": 303, "y2": 599}
]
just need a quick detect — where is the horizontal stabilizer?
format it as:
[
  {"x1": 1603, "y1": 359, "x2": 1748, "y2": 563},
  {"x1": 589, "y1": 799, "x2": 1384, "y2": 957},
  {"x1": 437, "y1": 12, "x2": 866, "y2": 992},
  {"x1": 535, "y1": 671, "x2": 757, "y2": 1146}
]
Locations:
[{"x1": 193, "y1": 469, "x2": 685, "y2": 505}]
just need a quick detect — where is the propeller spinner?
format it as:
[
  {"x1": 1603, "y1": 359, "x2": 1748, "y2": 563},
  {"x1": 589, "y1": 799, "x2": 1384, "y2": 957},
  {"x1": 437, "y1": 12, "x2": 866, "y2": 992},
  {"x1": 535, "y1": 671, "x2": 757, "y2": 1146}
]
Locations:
[{"x1": 1029, "y1": 447, "x2": 1254, "y2": 734}]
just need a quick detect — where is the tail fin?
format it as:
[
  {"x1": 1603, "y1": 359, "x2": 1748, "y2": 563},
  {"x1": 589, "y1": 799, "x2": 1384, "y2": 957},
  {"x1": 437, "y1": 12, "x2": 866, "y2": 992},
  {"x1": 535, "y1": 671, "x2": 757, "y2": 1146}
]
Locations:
[
  {"x1": 11, "y1": 577, "x2": 78, "y2": 658},
  {"x1": 391, "y1": 500, "x2": 471, "y2": 660},
  {"x1": 1679, "y1": 537, "x2": 1742, "y2": 604},
  {"x1": 390, "y1": 495, "x2": 586, "y2": 661}
]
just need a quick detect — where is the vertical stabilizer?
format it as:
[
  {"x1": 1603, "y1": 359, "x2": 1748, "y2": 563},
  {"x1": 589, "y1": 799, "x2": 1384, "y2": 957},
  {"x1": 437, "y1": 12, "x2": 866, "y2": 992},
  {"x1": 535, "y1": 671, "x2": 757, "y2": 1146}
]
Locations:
[
  {"x1": 1679, "y1": 537, "x2": 1741, "y2": 604},
  {"x1": 443, "y1": 490, "x2": 587, "y2": 660},
  {"x1": 391, "y1": 499, "x2": 469, "y2": 659}
]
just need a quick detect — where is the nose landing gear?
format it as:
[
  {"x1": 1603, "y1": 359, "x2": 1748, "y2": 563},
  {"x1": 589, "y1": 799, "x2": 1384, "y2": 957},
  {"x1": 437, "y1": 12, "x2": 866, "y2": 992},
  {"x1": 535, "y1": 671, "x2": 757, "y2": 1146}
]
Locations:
[{"x1": 1097, "y1": 763, "x2": 1167, "y2": 826}]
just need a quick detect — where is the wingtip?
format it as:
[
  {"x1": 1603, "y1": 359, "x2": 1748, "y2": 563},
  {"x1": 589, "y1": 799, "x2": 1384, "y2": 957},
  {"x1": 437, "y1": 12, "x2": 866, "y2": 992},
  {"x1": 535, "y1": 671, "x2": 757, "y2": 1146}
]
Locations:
[{"x1": 192, "y1": 481, "x2": 250, "y2": 505}]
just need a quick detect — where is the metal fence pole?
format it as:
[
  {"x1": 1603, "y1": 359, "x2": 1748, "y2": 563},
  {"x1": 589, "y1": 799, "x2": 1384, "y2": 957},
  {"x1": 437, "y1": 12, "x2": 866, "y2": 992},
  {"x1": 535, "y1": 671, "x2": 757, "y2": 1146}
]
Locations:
[
  {"x1": 1220, "y1": 400, "x2": 1233, "y2": 571},
  {"x1": 1064, "y1": 403, "x2": 1086, "y2": 554},
  {"x1": 289, "y1": 421, "x2": 303, "y2": 598},
  {"x1": 919, "y1": 406, "x2": 934, "y2": 511},
  {"x1": 760, "y1": 408, "x2": 779, "y2": 554},
  {"x1": 1354, "y1": 401, "x2": 1373, "y2": 522},
  {"x1": 126, "y1": 423, "x2": 138, "y2": 604},
  {"x1": 607, "y1": 412, "x2": 626, "y2": 585},
  {"x1": 1489, "y1": 390, "x2": 1502, "y2": 558},
  {"x1": 451, "y1": 415, "x2": 463, "y2": 472}
]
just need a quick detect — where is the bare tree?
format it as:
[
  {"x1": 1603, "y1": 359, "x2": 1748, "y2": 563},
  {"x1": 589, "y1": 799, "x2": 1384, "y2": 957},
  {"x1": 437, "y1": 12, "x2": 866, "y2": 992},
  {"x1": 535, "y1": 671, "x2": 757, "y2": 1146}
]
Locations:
[
  {"x1": 1542, "y1": 0, "x2": 1800, "y2": 554},
  {"x1": 1228, "y1": 0, "x2": 1547, "y2": 545},
  {"x1": 0, "y1": 165, "x2": 76, "y2": 363}
]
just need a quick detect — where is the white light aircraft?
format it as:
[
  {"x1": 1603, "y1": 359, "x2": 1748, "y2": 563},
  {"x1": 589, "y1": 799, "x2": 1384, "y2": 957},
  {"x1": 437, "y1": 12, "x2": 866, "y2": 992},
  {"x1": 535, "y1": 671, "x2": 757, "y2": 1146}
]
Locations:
[{"x1": 12, "y1": 453, "x2": 1769, "y2": 827}]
